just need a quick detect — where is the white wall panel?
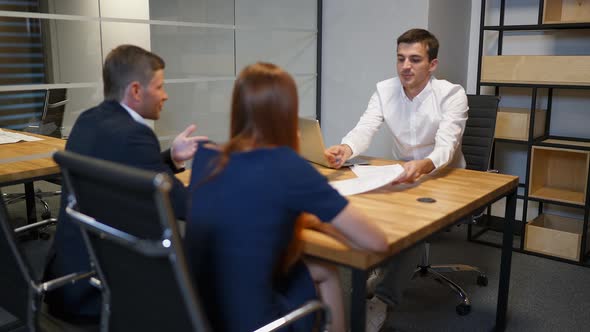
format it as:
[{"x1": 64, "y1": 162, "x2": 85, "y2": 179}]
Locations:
[{"x1": 321, "y1": 0, "x2": 429, "y2": 158}]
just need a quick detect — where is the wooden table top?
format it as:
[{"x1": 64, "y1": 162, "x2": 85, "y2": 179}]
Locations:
[
  {"x1": 177, "y1": 157, "x2": 518, "y2": 270},
  {"x1": 303, "y1": 158, "x2": 518, "y2": 269},
  {"x1": 0, "y1": 130, "x2": 66, "y2": 185}
]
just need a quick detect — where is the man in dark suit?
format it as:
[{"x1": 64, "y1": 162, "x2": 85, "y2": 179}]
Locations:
[{"x1": 44, "y1": 45, "x2": 206, "y2": 323}]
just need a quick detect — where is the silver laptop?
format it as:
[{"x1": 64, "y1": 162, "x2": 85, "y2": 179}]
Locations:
[{"x1": 298, "y1": 117, "x2": 369, "y2": 168}]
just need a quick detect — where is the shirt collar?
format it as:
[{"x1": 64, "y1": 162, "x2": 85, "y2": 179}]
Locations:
[
  {"x1": 399, "y1": 76, "x2": 434, "y2": 104},
  {"x1": 120, "y1": 102, "x2": 149, "y2": 127}
]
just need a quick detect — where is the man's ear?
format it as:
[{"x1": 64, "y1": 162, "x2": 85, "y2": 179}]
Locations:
[
  {"x1": 126, "y1": 81, "x2": 142, "y2": 102},
  {"x1": 429, "y1": 58, "x2": 439, "y2": 73}
]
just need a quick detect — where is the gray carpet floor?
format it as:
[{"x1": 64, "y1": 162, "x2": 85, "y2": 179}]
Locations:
[
  {"x1": 373, "y1": 227, "x2": 590, "y2": 332},
  {"x1": 2, "y1": 183, "x2": 590, "y2": 331}
]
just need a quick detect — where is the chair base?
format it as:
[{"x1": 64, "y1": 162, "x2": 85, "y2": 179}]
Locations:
[
  {"x1": 0, "y1": 318, "x2": 24, "y2": 332},
  {"x1": 4, "y1": 188, "x2": 60, "y2": 242},
  {"x1": 412, "y1": 264, "x2": 488, "y2": 316},
  {"x1": 3, "y1": 189, "x2": 61, "y2": 220}
]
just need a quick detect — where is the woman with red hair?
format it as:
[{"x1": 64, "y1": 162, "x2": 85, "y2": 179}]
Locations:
[{"x1": 186, "y1": 62, "x2": 387, "y2": 331}]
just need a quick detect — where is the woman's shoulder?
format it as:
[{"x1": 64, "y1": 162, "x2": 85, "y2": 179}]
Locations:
[
  {"x1": 195, "y1": 143, "x2": 220, "y2": 161},
  {"x1": 272, "y1": 147, "x2": 313, "y2": 168},
  {"x1": 234, "y1": 146, "x2": 301, "y2": 163}
]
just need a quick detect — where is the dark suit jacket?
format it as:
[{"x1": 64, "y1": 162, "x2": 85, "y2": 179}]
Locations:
[{"x1": 45, "y1": 100, "x2": 188, "y2": 321}]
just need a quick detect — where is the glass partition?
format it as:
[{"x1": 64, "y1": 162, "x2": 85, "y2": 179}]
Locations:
[{"x1": 0, "y1": 0, "x2": 320, "y2": 148}]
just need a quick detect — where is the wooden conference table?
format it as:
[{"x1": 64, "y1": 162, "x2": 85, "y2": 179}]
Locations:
[
  {"x1": 307, "y1": 159, "x2": 518, "y2": 331},
  {"x1": 0, "y1": 131, "x2": 519, "y2": 330},
  {"x1": 179, "y1": 157, "x2": 518, "y2": 331},
  {"x1": 0, "y1": 130, "x2": 66, "y2": 223}
]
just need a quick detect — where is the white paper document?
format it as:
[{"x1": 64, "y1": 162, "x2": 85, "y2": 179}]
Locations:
[
  {"x1": 329, "y1": 164, "x2": 405, "y2": 196},
  {"x1": 0, "y1": 129, "x2": 43, "y2": 144}
]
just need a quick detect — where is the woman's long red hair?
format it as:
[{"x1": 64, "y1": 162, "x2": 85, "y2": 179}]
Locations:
[
  {"x1": 216, "y1": 62, "x2": 299, "y2": 172},
  {"x1": 210, "y1": 63, "x2": 303, "y2": 275}
]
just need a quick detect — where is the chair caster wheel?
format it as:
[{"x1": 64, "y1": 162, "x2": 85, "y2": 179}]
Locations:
[
  {"x1": 477, "y1": 274, "x2": 488, "y2": 286},
  {"x1": 456, "y1": 303, "x2": 471, "y2": 316}
]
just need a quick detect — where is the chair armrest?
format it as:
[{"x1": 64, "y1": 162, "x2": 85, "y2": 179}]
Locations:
[
  {"x1": 37, "y1": 270, "x2": 96, "y2": 293},
  {"x1": 89, "y1": 277, "x2": 102, "y2": 290},
  {"x1": 14, "y1": 218, "x2": 57, "y2": 234},
  {"x1": 22, "y1": 124, "x2": 40, "y2": 134},
  {"x1": 254, "y1": 300, "x2": 331, "y2": 332},
  {"x1": 47, "y1": 99, "x2": 68, "y2": 109}
]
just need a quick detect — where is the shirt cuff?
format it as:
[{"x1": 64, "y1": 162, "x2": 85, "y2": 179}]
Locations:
[
  {"x1": 340, "y1": 139, "x2": 359, "y2": 159},
  {"x1": 170, "y1": 148, "x2": 186, "y2": 170},
  {"x1": 426, "y1": 150, "x2": 446, "y2": 170}
]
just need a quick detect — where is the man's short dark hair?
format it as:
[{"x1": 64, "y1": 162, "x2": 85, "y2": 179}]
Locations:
[
  {"x1": 103, "y1": 45, "x2": 165, "y2": 101},
  {"x1": 397, "y1": 29, "x2": 439, "y2": 61}
]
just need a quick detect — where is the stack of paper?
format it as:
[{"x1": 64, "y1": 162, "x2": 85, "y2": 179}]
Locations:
[
  {"x1": 329, "y1": 164, "x2": 405, "y2": 196},
  {"x1": 0, "y1": 129, "x2": 43, "y2": 145}
]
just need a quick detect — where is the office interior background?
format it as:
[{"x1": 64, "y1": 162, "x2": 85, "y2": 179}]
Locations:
[
  {"x1": 1, "y1": 0, "x2": 589, "y2": 235},
  {"x1": 1, "y1": 0, "x2": 589, "y2": 260},
  {"x1": 1, "y1": 0, "x2": 589, "y2": 240},
  {"x1": 0, "y1": 0, "x2": 319, "y2": 147}
]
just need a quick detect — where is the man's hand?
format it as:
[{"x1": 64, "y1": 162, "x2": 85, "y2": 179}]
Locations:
[
  {"x1": 171, "y1": 124, "x2": 209, "y2": 163},
  {"x1": 324, "y1": 144, "x2": 353, "y2": 168},
  {"x1": 394, "y1": 158, "x2": 435, "y2": 184}
]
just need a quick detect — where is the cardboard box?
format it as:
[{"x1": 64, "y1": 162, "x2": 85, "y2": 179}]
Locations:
[{"x1": 525, "y1": 214, "x2": 583, "y2": 261}]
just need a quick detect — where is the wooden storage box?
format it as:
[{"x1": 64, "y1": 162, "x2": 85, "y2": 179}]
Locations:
[
  {"x1": 494, "y1": 107, "x2": 546, "y2": 141},
  {"x1": 543, "y1": 0, "x2": 590, "y2": 24},
  {"x1": 529, "y1": 145, "x2": 590, "y2": 205},
  {"x1": 481, "y1": 56, "x2": 590, "y2": 86},
  {"x1": 525, "y1": 213, "x2": 583, "y2": 261}
]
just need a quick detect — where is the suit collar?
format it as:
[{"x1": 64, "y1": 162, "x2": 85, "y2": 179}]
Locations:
[
  {"x1": 119, "y1": 102, "x2": 148, "y2": 126},
  {"x1": 99, "y1": 100, "x2": 149, "y2": 127}
]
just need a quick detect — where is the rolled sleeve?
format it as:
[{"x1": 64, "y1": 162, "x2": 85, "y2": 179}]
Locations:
[
  {"x1": 426, "y1": 86, "x2": 468, "y2": 169},
  {"x1": 341, "y1": 91, "x2": 384, "y2": 158}
]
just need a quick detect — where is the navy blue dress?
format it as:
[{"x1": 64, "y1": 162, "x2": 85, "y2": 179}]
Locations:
[{"x1": 186, "y1": 146, "x2": 348, "y2": 332}]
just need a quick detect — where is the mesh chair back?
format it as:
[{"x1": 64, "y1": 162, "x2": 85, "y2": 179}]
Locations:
[
  {"x1": 53, "y1": 151, "x2": 209, "y2": 332},
  {"x1": 0, "y1": 191, "x2": 35, "y2": 328},
  {"x1": 39, "y1": 88, "x2": 67, "y2": 138},
  {"x1": 462, "y1": 95, "x2": 500, "y2": 171}
]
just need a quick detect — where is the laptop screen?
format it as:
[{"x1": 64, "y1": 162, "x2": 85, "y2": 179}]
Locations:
[{"x1": 298, "y1": 117, "x2": 331, "y2": 167}]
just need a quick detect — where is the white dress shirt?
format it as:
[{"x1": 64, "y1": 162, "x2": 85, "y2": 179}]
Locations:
[
  {"x1": 341, "y1": 76, "x2": 468, "y2": 170},
  {"x1": 120, "y1": 102, "x2": 148, "y2": 127}
]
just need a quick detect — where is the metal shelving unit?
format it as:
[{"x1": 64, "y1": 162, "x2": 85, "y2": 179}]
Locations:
[{"x1": 468, "y1": 0, "x2": 590, "y2": 266}]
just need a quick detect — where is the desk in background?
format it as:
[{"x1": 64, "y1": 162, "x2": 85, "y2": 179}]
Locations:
[
  {"x1": 177, "y1": 158, "x2": 518, "y2": 331},
  {"x1": 0, "y1": 130, "x2": 65, "y2": 223}
]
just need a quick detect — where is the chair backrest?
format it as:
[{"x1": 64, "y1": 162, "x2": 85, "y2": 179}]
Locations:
[
  {"x1": 39, "y1": 88, "x2": 68, "y2": 138},
  {"x1": 53, "y1": 151, "x2": 209, "y2": 332},
  {"x1": 0, "y1": 88, "x2": 67, "y2": 136},
  {"x1": 0, "y1": 191, "x2": 37, "y2": 330},
  {"x1": 462, "y1": 95, "x2": 500, "y2": 172},
  {"x1": 0, "y1": 90, "x2": 45, "y2": 131}
]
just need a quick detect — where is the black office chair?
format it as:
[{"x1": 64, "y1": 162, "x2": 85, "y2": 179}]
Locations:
[
  {"x1": 54, "y1": 150, "x2": 331, "y2": 332},
  {"x1": 26, "y1": 88, "x2": 68, "y2": 138},
  {"x1": 3, "y1": 88, "x2": 68, "y2": 225},
  {"x1": 0, "y1": 189, "x2": 95, "y2": 332},
  {"x1": 412, "y1": 94, "x2": 500, "y2": 316}
]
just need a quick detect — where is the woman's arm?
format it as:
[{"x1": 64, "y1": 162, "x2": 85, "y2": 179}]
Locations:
[{"x1": 303, "y1": 205, "x2": 388, "y2": 253}]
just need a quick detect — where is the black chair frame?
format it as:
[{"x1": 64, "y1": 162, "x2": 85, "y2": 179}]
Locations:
[
  {"x1": 55, "y1": 150, "x2": 331, "y2": 332},
  {"x1": 0, "y1": 190, "x2": 94, "y2": 332},
  {"x1": 412, "y1": 94, "x2": 500, "y2": 316}
]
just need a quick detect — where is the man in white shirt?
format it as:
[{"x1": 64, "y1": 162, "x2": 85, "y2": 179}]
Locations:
[{"x1": 325, "y1": 29, "x2": 468, "y2": 331}]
